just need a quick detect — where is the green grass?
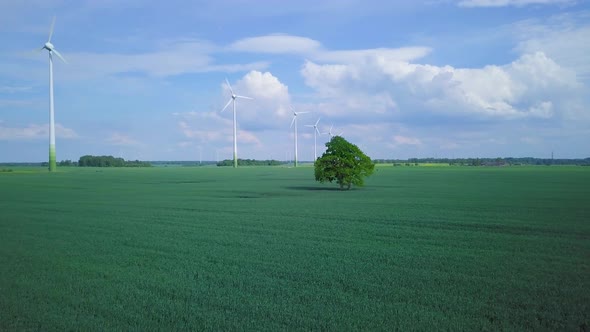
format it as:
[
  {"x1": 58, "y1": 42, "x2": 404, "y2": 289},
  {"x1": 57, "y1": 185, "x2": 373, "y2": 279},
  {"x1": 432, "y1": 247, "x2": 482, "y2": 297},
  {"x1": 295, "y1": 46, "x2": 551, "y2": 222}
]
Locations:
[{"x1": 1, "y1": 166, "x2": 589, "y2": 330}]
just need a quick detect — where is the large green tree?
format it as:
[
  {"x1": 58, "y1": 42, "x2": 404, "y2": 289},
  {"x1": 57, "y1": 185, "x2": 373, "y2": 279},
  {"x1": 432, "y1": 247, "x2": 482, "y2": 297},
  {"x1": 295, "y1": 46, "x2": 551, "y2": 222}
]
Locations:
[{"x1": 314, "y1": 136, "x2": 375, "y2": 190}]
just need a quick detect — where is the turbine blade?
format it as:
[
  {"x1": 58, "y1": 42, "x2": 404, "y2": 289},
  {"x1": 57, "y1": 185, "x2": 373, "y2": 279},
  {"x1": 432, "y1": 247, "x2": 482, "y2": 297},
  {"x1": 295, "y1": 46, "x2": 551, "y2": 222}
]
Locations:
[
  {"x1": 221, "y1": 98, "x2": 232, "y2": 112},
  {"x1": 225, "y1": 78, "x2": 234, "y2": 95},
  {"x1": 52, "y1": 49, "x2": 67, "y2": 63},
  {"x1": 316, "y1": 127, "x2": 321, "y2": 135},
  {"x1": 290, "y1": 116, "x2": 296, "y2": 128},
  {"x1": 236, "y1": 95, "x2": 253, "y2": 100},
  {"x1": 315, "y1": 118, "x2": 320, "y2": 126},
  {"x1": 48, "y1": 16, "x2": 56, "y2": 42},
  {"x1": 304, "y1": 124, "x2": 314, "y2": 128}
]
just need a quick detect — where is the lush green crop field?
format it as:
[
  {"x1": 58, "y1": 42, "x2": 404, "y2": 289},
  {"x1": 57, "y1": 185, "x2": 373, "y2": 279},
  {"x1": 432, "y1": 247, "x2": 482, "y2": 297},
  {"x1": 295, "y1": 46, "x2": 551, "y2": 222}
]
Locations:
[{"x1": 1, "y1": 166, "x2": 589, "y2": 330}]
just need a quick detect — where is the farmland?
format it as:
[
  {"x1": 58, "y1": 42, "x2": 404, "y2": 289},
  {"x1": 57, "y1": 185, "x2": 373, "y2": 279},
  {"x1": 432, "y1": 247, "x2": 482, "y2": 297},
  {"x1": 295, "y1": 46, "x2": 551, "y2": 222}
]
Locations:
[{"x1": 0, "y1": 166, "x2": 589, "y2": 330}]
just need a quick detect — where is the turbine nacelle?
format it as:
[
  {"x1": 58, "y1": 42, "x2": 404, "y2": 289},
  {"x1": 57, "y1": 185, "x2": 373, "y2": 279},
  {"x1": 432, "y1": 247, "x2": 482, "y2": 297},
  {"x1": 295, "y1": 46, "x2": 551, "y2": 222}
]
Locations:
[
  {"x1": 289, "y1": 106, "x2": 308, "y2": 128},
  {"x1": 305, "y1": 118, "x2": 321, "y2": 135},
  {"x1": 39, "y1": 17, "x2": 67, "y2": 63}
]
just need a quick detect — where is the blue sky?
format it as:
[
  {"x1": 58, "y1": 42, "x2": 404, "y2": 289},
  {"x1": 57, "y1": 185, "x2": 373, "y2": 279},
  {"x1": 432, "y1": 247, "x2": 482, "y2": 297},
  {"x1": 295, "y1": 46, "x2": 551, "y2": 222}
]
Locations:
[{"x1": 1, "y1": 0, "x2": 589, "y2": 162}]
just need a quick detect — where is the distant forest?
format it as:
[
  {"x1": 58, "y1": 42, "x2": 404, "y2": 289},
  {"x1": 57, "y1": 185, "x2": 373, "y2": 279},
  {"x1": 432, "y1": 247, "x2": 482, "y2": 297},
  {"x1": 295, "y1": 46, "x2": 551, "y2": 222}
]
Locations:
[
  {"x1": 1, "y1": 157, "x2": 589, "y2": 167},
  {"x1": 77, "y1": 155, "x2": 151, "y2": 167},
  {"x1": 216, "y1": 159, "x2": 284, "y2": 166},
  {"x1": 374, "y1": 157, "x2": 590, "y2": 166}
]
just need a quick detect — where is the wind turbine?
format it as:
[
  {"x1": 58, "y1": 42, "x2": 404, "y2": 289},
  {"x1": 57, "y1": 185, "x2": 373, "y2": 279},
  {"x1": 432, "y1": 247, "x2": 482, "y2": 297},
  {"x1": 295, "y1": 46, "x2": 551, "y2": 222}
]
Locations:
[
  {"x1": 290, "y1": 107, "x2": 308, "y2": 167},
  {"x1": 221, "y1": 78, "x2": 253, "y2": 168},
  {"x1": 323, "y1": 125, "x2": 343, "y2": 139},
  {"x1": 39, "y1": 16, "x2": 67, "y2": 172},
  {"x1": 305, "y1": 118, "x2": 321, "y2": 162}
]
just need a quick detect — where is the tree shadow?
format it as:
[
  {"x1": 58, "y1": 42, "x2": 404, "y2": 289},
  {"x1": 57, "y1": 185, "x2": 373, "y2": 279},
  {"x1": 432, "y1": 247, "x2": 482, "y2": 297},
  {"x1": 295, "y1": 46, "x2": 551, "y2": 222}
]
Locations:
[{"x1": 285, "y1": 186, "x2": 349, "y2": 191}]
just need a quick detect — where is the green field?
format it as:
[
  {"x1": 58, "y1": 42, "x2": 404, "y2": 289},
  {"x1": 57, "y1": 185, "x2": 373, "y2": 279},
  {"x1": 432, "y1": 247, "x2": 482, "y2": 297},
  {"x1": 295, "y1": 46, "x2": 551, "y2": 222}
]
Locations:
[{"x1": 1, "y1": 166, "x2": 589, "y2": 330}]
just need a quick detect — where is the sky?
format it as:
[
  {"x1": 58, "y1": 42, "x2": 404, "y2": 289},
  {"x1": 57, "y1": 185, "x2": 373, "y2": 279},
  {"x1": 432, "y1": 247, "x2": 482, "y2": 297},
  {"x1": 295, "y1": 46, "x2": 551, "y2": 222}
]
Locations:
[{"x1": 0, "y1": 0, "x2": 589, "y2": 162}]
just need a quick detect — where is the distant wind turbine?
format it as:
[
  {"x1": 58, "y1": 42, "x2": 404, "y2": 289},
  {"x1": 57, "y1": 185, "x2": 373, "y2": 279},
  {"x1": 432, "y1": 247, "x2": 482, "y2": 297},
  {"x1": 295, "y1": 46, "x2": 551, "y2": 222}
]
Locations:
[
  {"x1": 221, "y1": 78, "x2": 253, "y2": 168},
  {"x1": 323, "y1": 125, "x2": 343, "y2": 138},
  {"x1": 290, "y1": 107, "x2": 308, "y2": 167},
  {"x1": 38, "y1": 16, "x2": 67, "y2": 172},
  {"x1": 305, "y1": 118, "x2": 321, "y2": 162}
]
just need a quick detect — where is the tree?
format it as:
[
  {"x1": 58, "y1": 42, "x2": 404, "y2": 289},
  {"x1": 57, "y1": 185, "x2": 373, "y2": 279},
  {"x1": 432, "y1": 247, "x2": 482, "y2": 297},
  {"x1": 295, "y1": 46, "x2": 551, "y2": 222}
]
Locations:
[
  {"x1": 78, "y1": 155, "x2": 150, "y2": 167},
  {"x1": 314, "y1": 136, "x2": 375, "y2": 190}
]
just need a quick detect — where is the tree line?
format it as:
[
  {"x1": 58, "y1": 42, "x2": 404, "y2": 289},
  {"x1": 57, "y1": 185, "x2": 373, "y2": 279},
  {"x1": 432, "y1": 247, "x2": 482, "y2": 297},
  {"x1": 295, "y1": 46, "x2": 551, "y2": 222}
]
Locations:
[
  {"x1": 373, "y1": 157, "x2": 590, "y2": 166},
  {"x1": 77, "y1": 155, "x2": 151, "y2": 167},
  {"x1": 216, "y1": 159, "x2": 284, "y2": 167}
]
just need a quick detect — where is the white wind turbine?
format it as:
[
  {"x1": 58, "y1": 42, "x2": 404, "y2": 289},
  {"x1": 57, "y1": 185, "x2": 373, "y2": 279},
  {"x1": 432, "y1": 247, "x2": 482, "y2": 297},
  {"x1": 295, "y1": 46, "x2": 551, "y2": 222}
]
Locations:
[
  {"x1": 290, "y1": 107, "x2": 308, "y2": 167},
  {"x1": 221, "y1": 78, "x2": 253, "y2": 168},
  {"x1": 305, "y1": 118, "x2": 321, "y2": 162},
  {"x1": 323, "y1": 125, "x2": 343, "y2": 138},
  {"x1": 39, "y1": 16, "x2": 67, "y2": 172}
]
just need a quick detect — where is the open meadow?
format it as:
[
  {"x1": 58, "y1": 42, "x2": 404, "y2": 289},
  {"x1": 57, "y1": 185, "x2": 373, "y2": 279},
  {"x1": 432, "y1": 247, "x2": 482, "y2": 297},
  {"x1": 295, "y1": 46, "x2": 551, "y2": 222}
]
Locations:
[{"x1": 1, "y1": 165, "x2": 589, "y2": 330}]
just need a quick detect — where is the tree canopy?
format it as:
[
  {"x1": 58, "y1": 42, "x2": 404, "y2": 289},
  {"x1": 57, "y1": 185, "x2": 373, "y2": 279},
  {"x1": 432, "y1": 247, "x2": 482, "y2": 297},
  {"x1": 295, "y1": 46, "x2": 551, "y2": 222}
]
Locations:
[
  {"x1": 78, "y1": 155, "x2": 151, "y2": 167},
  {"x1": 314, "y1": 136, "x2": 375, "y2": 190}
]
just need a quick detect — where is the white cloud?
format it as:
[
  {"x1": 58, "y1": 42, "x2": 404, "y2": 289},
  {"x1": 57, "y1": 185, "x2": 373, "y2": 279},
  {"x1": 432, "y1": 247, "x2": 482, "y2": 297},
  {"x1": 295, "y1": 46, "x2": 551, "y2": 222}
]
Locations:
[
  {"x1": 106, "y1": 133, "x2": 142, "y2": 146},
  {"x1": 0, "y1": 123, "x2": 78, "y2": 140},
  {"x1": 8, "y1": 39, "x2": 270, "y2": 82},
  {"x1": 0, "y1": 86, "x2": 32, "y2": 93},
  {"x1": 392, "y1": 135, "x2": 423, "y2": 146},
  {"x1": 458, "y1": 0, "x2": 577, "y2": 7},
  {"x1": 520, "y1": 136, "x2": 540, "y2": 144},
  {"x1": 0, "y1": 99, "x2": 38, "y2": 108},
  {"x1": 170, "y1": 71, "x2": 291, "y2": 159},
  {"x1": 229, "y1": 34, "x2": 321, "y2": 55},
  {"x1": 229, "y1": 34, "x2": 431, "y2": 64},
  {"x1": 512, "y1": 14, "x2": 590, "y2": 79},
  {"x1": 175, "y1": 112, "x2": 263, "y2": 154},
  {"x1": 316, "y1": 47, "x2": 432, "y2": 64},
  {"x1": 64, "y1": 40, "x2": 268, "y2": 78},
  {"x1": 229, "y1": 71, "x2": 292, "y2": 124},
  {"x1": 237, "y1": 130, "x2": 262, "y2": 146},
  {"x1": 301, "y1": 51, "x2": 579, "y2": 121},
  {"x1": 177, "y1": 141, "x2": 193, "y2": 148},
  {"x1": 177, "y1": 117, "x2": 226, "y2": 142}
]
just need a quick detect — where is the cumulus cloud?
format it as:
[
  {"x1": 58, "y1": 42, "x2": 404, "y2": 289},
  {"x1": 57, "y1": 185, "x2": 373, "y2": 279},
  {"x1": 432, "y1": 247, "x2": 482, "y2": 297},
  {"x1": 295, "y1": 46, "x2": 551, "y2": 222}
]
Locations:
[
  {"x1": 512, "y1": 14, "x2": 590, "y2": 79},
  {"x1": 228, "y1": 70, "x2": 292, "y2": 125},
  {"x1": 0, "y1": 123, "x2": 78, "y2": 140},
  {"x1": 301, "y1": 51, "x2": 579, "y2": 121}
]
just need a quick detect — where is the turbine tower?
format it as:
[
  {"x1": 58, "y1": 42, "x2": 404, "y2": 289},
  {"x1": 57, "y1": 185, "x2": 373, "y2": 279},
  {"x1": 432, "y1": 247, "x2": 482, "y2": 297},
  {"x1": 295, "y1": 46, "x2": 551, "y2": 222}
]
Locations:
[
  {"x1": 221, "y1": 78, "x2": 253, "y2": 168},
  {"x1": 305, "y1": 118, "x2": 321, "y2": 162},
  {"x1": 39, "y1": 16, "x2": 67, "y2": 172},
  {"x1": 290, "y1": 107, "x2": 308, "y2": 167}
]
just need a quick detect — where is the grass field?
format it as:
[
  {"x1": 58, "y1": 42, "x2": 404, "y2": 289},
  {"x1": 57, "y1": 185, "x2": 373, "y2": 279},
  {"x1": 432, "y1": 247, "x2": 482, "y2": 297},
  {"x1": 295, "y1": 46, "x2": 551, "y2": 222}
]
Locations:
[{"x1": 1, "y1": 166, "x2": 589, "y2": 330}]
